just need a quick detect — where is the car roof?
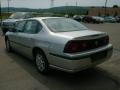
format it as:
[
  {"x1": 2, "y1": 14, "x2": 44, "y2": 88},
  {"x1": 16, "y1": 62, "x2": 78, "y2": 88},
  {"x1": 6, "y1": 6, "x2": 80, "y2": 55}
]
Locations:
[
  {"x1": 29, "y1": 17, "x2": 64, "y2": 20},
  {"x1": 15, "y1": 17, "x2": 65, "y2": 22}
]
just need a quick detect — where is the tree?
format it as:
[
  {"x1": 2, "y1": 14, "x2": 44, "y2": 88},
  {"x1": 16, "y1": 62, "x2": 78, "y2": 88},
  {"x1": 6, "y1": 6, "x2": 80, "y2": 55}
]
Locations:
[
  {"x1": 86, "y1": 10, "x2": 89, "y2": 15},
  {"x1": 113, "y1": 5, "x2": 119, "y2": 8},
  {"x1": 91, "y1": 6, "x2": 95, "y2": 8}
]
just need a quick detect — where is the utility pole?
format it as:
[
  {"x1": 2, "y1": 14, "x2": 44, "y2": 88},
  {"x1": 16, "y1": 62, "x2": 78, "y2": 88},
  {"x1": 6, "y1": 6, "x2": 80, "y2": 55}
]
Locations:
[
  {"x1": 7, "y1": 0, "x2": 10, "y2": 14},
  {"x1": 105, "y1": 0, "x2": 108, "y2": 16},
  {"x1": 51, "y1": 0, "x2": 54, "y2": 8},
  {"x1": 76, "y1": 1, "x2": 78, "y2": 6}
]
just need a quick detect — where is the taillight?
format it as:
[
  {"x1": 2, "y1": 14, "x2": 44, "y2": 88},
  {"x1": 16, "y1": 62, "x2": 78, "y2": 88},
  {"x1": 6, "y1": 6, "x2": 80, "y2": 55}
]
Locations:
[
  {"x1": 104, "y1": 35, "x2": 109, "y2": 44},
  {"x1": 64, "y1": 41, "x2": 87, "y2": 53},
  {"x1": 64, "y1": 36, "x2": 109, "y2": 53},
  {"x1": 64, "y1": 41, "x2": 79, "y2": 53}
]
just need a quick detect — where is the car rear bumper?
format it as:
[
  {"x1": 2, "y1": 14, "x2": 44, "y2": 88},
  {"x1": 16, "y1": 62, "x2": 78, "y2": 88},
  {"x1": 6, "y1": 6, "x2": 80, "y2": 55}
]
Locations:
[{"x1": 49, "y1": 44, "x2": 113, "y2": 73}]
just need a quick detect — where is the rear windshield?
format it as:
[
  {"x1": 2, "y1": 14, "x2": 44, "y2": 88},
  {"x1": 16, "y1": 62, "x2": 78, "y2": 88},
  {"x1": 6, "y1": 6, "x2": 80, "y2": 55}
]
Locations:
[{"x1": 43, "y1": 18, "x2": 88, "y2": 32}]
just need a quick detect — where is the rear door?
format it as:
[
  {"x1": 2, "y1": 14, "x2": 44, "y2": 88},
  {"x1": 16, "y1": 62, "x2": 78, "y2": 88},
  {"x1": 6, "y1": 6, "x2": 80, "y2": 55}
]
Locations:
[{"x1": 15, "y1": 20, "x2": 42, "y2": 58}]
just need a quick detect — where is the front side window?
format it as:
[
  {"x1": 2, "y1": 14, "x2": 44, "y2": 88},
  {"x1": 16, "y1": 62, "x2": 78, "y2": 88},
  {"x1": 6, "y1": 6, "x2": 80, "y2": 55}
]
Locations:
[{"x1": 43, "y1": 18, "x2": 88, "y2": 32}]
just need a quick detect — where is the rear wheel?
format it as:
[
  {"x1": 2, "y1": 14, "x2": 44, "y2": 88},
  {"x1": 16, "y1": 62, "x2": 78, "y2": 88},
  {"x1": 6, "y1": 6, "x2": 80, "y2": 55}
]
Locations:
[{"x1": 35, "y1": 50, "x2": 49, "y2": 74}]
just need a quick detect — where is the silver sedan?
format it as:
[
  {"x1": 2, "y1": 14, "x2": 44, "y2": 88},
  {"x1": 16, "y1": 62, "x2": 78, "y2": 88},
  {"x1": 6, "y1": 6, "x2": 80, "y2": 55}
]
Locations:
[{"x1": 5, "y1": 17, "x2": 113, "y2": 73}]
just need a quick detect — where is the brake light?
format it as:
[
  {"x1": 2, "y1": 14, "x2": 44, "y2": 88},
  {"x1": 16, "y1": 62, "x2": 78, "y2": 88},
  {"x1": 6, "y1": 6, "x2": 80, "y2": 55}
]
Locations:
[
  {"x1": 65, "y1": 42, "x2": 79, "y2": 53},
  {"x1": 104, "y1": 36, "x2": 109, "y2": 44},
  {"x1": 64, "y1": 41, "x2": 87, "y2": 53},
  {"x1": 64, "y1": 36, "x2": 109, "y2": 53}
]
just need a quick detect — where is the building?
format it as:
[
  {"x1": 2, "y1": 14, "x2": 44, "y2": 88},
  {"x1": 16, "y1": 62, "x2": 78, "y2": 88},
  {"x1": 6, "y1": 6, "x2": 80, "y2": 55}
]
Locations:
[{"x1": 89, "y1": 7, "x2": 120, "y2": 16}]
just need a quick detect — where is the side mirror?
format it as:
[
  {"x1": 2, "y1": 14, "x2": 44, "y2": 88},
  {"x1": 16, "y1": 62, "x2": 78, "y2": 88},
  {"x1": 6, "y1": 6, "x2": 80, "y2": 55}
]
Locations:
[
  {"x1": 9, "y1": 22, "x2": 17, "y2": 32},
  {"x1": 9, "y1": 28, "x2": 16, "y2": 32}
]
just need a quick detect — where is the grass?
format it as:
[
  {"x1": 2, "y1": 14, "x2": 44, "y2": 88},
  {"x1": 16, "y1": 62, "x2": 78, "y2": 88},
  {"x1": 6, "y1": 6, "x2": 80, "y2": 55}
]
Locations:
[{"x1": 0, "y1": 13, "x2": 11, "y2": 19}]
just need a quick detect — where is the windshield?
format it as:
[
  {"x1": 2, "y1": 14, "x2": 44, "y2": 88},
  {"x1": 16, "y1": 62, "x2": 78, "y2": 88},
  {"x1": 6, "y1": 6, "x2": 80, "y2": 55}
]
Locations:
[
  {"x1": 9, "y1": 12, "x2": 31, "y2": 19},
  {"x1": 43, "y1": 18, "x2": 88, "y2": 32}
]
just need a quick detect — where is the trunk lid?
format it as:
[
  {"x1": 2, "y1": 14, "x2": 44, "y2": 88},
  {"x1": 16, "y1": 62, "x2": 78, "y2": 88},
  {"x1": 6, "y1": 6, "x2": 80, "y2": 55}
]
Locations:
[
  {"x1": 58, "y1": 30, "x2": 109, "y2": 53},
  {"x1": 55, "y1": 30, "x2": 106, "y2": 40}
]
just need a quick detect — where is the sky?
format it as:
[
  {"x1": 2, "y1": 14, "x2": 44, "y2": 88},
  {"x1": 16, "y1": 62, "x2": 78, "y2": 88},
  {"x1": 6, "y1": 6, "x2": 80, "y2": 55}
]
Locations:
[{"x1": 1, "y1": 0, "x2": 120, "y2": 9}]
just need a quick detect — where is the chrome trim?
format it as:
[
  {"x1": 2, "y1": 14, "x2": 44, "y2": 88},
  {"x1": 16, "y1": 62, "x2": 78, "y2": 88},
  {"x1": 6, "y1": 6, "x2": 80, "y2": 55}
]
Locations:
[
  {"x1": 50, "y1": 44, "x2": 113, "y2": 60},
  {"x1": 64, "y1": 44, "x2": 113, "y2": 58}
]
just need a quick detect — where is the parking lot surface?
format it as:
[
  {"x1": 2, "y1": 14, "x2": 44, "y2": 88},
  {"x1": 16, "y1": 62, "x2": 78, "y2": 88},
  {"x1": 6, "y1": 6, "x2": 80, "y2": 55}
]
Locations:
[{"x1": 0, "y1": 23, "x2": 120, "y2": 90}]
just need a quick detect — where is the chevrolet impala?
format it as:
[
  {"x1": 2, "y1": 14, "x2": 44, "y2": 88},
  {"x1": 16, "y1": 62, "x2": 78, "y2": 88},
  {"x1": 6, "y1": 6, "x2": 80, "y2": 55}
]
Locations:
[{"x1": 5, "y1": 17, "x2": 113, "y2": 73}]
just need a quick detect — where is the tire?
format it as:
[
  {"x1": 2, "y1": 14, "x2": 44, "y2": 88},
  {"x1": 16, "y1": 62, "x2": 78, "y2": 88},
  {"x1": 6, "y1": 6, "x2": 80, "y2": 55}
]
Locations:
[
  {"x1": 5, "y1": 39, "x2": 12, "y2": 52},
  {"x1": 35, "y1": 50, "x2": 49, "y2": 74}
]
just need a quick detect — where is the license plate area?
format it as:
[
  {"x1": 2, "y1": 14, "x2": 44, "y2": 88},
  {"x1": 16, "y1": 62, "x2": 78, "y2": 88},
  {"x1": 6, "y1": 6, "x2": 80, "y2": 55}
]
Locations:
[{"x1": 91, "y1": 50, "x2": 107, "y2": 62}]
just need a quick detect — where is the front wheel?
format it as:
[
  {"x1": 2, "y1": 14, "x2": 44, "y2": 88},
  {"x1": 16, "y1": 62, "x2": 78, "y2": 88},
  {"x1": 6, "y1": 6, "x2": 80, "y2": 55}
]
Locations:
[
  {"x1": 35, "y1": 51, "x2": 49, "y2": 74},
  {"x1": 5, "y1": 39, "x2": 12, "y2": 52}
]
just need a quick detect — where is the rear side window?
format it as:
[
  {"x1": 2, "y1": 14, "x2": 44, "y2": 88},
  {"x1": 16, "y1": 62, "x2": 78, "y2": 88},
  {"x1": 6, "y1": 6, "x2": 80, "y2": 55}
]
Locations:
[
  {"x1": 24, "y1": 20, "x2": 42, "y2": 34},
  {"x1": 16, "y1": 21, "x2": 26, "y2": 32}
]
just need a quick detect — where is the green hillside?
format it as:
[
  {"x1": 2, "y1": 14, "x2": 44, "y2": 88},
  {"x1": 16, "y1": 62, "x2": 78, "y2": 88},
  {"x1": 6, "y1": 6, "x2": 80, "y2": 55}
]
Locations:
[{"x1": 1, "y1": 6, "x2": 89, "y2": 15}]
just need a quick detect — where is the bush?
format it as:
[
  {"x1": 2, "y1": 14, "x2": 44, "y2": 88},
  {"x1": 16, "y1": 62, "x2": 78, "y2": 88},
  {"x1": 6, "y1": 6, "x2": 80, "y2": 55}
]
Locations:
[{"x1": 0, "y1": 13, "x2": 11, "y2": 19}]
